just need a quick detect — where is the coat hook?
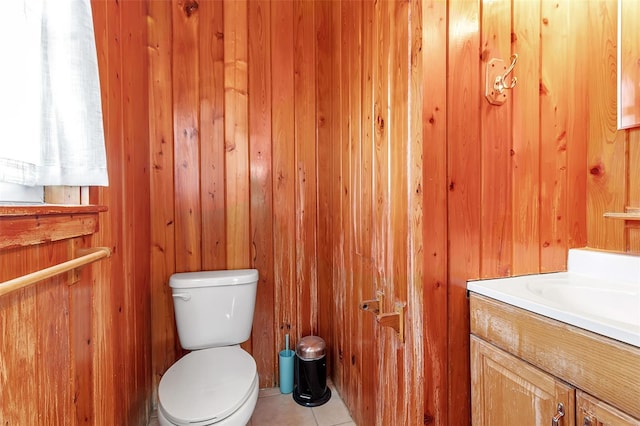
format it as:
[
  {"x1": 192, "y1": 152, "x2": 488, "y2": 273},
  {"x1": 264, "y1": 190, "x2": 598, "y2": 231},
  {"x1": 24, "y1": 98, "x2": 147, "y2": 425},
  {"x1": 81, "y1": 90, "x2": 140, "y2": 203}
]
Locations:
[
  {"x1": 485, "y1": 53, "x2": 519, "y2": 106},
  {"x1": 495, "y1": 54, "x2": 518, "y2": 93}
]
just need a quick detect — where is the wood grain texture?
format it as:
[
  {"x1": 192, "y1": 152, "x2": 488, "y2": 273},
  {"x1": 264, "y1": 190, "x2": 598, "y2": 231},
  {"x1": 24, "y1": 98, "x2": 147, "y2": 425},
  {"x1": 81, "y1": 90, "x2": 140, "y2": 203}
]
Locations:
[
  {"x1": 3, "y1": 0, "x2": 638, "y2": 424},
  {"x1": 577, "y1": 390, "x2": 640, "y2": 426},
  {"x1": 480, "y1": 0, "x2": 513, "y2": 278},
  {"x1": 248, "y1": 0, "x2": 276, "y2": 388},
  {"x1": 447, "y1": 1, "x2": 481, "y2": 424},
  {"x1": 421, "y1": 0, "x2": 448, "y2": 423},
  {"x1": 148, "y1": 0, "x2": 179, "y2": 404},
  {"x1": 200, "y1": 0, "x2": 226, "y2": 271},
  {"x1": 270, "y1": 0, "x2": 298, "y2": 373},
  {"x1": 471, "y1": 335, "x2": 576, "y2": 426},
  {"x1": 224, "y1": 0, "x2": 251, "y2": 272},
  {"x1": 173, "y1": 0, "x2": 202, "y2": 273},
  {"x1": 586, "y1": 0, "x2": 626, "y2": 251},
  {"x1": 540, "y1": 0, "x2": 569, "y2": 272},
  {"x1": 470, "y1": 294, "x2": 640, "y2": 419},
  {"x1": 511, "y1": 0, "x2": 541, "y2": 275}
]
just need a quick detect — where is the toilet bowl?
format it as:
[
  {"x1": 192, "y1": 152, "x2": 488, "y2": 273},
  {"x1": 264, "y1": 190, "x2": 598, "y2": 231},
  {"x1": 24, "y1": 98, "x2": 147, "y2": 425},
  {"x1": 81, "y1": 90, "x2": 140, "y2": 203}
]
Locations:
[
  {"x1": 157, "y1": 269, "x2": 260, "y2": 426},
  {"x1": 158, "y1": 346, "x2": 259, "y2": 426}
]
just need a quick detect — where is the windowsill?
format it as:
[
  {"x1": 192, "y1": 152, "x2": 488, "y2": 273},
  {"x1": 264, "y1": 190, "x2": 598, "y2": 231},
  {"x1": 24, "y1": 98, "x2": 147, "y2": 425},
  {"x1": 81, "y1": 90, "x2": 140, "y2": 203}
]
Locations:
[{"x1": 0, "y1": 204, "x2": 107, "y2": 250}]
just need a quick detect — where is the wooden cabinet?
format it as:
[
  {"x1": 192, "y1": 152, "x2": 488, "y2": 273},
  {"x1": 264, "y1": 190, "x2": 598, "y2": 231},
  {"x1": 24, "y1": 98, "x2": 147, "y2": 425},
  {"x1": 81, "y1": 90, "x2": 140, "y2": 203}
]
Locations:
[
  {"x1": 470, "y1": 293, "x2": 640, "y2": 426},
  {"x1": 577, "y1": 391, "x2": 640, "y2": 426},
  {"x1": 471, "y1": 335, "x2": 575, "y2": 426}
]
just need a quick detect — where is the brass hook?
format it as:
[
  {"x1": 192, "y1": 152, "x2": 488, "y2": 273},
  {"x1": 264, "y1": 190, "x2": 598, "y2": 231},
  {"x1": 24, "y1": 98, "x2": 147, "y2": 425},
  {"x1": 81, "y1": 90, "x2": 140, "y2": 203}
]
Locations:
[{"x1": 494, "y1": 53, "x2": 518, "y2": 93}]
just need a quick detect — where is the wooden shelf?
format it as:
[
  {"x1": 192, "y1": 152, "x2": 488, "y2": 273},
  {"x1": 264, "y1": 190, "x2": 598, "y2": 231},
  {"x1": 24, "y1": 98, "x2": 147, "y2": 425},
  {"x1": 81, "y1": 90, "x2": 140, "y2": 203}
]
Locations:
[
  {"x1": 0, "y1": 205, "x2": 108, "y2": 250},
  {"x1": 603, "y1": 212, "x2": 640, "y2": 220},
  {"x1": 604, "y1": 207, "x2": 640, "y2": 221}
]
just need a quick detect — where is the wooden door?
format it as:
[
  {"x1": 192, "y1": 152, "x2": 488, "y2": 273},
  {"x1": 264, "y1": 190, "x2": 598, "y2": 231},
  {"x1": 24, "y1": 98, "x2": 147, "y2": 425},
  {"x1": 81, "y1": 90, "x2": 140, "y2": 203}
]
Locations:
[
  {"x1": 471, "y1": 335, "x2": 576, "y2": 426},
  {"x1": 577, "y1": 390, "x2": 640, "y2": 426}
]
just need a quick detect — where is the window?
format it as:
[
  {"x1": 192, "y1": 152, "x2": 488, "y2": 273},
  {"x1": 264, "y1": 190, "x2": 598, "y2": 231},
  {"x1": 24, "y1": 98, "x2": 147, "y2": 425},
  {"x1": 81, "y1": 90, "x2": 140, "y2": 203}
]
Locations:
[
  {"x1": 0, "y1": 0, "x2": 108, "y2": 201},
  {"x1": 0, "y1": 182, "x2": 43, "y2": 204}
]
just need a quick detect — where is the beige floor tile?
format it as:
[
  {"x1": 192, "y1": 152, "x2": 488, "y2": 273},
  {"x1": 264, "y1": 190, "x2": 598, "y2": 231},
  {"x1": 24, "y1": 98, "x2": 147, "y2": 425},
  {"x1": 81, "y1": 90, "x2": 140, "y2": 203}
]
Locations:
[
  {"x1": 250, "y1": 393, "x2": 317, "y2": 426},
  {"x1": 311, "y1": 392, "x2": 352, "y2": 426}
]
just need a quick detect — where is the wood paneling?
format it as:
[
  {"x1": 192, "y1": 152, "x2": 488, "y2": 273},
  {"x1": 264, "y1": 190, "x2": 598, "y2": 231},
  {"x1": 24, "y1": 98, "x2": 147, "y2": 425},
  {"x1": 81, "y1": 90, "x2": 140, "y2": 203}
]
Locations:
[
  {"x1": 1, "y1": 0, "x2": 639, "y2": 424},
  {"x1": 147, "y1": 1, "x2": 639, "y2": 425},
  {"x1": 0, "y1": 1, "x2": 150, "y2": 423}
]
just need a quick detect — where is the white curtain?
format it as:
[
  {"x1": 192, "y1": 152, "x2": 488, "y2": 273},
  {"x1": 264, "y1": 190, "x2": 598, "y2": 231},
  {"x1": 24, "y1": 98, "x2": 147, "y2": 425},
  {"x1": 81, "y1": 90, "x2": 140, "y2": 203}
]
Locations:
[{"x1": 0, "y1": 0, "x2": 108, "y2": 187}]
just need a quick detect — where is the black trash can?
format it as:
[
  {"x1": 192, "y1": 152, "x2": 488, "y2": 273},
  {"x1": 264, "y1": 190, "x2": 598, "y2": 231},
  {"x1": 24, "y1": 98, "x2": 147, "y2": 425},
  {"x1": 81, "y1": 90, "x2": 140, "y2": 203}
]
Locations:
[{"x1": 293, "y1": 336, "x2": 331, "y2": 407}]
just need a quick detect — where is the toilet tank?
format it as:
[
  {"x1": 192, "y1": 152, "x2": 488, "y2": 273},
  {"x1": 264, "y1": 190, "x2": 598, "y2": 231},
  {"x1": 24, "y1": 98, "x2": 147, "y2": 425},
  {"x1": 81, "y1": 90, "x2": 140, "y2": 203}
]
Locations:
[{"x1": 169, "y1": 269, "x2": 258, "y2": 350}]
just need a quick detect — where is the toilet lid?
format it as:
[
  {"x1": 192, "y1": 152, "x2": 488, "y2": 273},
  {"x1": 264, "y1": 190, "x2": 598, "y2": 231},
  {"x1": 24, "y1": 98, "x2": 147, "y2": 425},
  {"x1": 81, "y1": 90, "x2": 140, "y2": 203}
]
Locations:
[{"x1": 159, "y1": 346, "x2": 257, "y2": 425}]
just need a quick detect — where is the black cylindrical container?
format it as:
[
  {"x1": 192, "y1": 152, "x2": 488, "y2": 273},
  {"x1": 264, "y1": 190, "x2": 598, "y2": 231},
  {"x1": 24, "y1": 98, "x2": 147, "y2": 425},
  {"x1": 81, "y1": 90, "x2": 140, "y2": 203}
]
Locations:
[{"x1": 293, "y1": 336, "x2": 331, "y2": 407}]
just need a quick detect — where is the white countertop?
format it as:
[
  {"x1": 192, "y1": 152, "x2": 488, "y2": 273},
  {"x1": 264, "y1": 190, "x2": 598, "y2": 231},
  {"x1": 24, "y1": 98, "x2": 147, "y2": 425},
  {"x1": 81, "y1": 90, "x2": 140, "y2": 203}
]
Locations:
[{"x1": 467, "y1": 249, "x2": 640, "y2": 348}]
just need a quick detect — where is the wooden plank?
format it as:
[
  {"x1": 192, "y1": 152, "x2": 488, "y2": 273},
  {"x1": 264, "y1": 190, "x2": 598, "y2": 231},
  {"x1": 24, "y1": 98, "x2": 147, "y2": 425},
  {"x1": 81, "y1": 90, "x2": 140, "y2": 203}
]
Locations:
[
  {"x1": 540, "y1": 0, "x2": 569, "y2": 272},
  {"x1": 69, "y1": 239, "x2": 94, "y2": 425},
  {"x1": 337, "y1": 0, "x2": 355, "y2": 411},
  {"x1": 407, "y1": 0, "x2": 425, "y2": 424},
  {"x1": 0, "y1": 247, "x2": 38, "y2": 424},
  {"x1": 121, "y1": 1, "x2": 151, "y2": 422},
  {"x1": 0, "y1": 214, "x2": 99, "y2": 250},
  {"x1": 293, "y1": 0, "x2": 317, "y2": 338},
  {"x1": 421, "y1": 0, "x2": 448, "y2": 423},
  {"x1": 386, "y1": 0, "x2": 412, "y2": 423},
  {"x1": 629, "y1": 129, "x2": 640, "y2": 251},
  {"x1": 357, "y1": 0, "x2": 376, "y2": 423},
  {"x1": 341, "y1": 0, "x2": 359, "y2": 416},
  {"x1": 480, "y1": 0, "x2": 512, "y2": 278},
  {"x1": 173, "y1": 0, "x2": 202, "y2": 273},
  {"x1": 586, "y1": 0, "x2": 626, "y2": 251},
  {"x1": 36, "y1": 244, "x2": 71, "y2": 424},
  {"x1": 224, "y1": 0, "x2": 251, "y2": 271},
  {"x1": 566, "y1": 0, "x2": 588, "y2": 252},
  {"x1": 447, "y1": 0, "x2": 481, "y2": 424},
  {"x1": 89, "y1": 0, "x2": 116, "y2": 419},
  {"x1": 314, "y1": 0, "x2": 335, "y2": 385},
  {"x1": 96, "y1": 0, "x2": 124, "y2": 423},
  {"x1": 248, "y1": 0, "x2": 275, "y2": 388},
  {"x1": 200, "y1": 0, "x2": 226, "y2": 270},
  {"x1": 512, "y1": 0, "x2": 541, "y2": 275},
  {"x1": 271, "y1": 0, "x2": 297, "y2": 365},
  {"x1": 148, "y1": 0, "x2": 179, "y2": 403},
  {"x1": 329, "y1": 0, "x2": 345, "y2": 401}
]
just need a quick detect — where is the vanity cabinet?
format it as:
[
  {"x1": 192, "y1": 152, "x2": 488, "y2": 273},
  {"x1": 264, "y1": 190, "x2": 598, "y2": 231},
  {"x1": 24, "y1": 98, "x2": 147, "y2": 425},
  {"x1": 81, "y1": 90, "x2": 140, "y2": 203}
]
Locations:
[
  {"x1": 470, "y1": 293, "x2": 640, "y2": 426},
  {"x1": 471, "y1": 336, "x2": 575, "y2": 426},
  {"x1": 577, "y1": 391, "x2": 640, "y2": 426}
]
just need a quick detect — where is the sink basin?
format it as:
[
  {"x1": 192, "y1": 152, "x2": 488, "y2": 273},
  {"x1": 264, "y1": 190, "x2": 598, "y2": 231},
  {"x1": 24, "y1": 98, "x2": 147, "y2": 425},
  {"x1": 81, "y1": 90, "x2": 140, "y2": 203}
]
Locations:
[
  {"x1": 525, "y1": 278, "x2": 639, "y2": 327},
  {"x1": 467, "y1": 249, "x2": 640, "y2": 348}
]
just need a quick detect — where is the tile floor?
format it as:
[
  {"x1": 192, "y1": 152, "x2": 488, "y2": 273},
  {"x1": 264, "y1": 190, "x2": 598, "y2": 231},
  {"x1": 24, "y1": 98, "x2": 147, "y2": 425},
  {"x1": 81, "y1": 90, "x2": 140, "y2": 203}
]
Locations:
[{"x1": 149, "y1": 380, "x2": 355, "y2": 426}]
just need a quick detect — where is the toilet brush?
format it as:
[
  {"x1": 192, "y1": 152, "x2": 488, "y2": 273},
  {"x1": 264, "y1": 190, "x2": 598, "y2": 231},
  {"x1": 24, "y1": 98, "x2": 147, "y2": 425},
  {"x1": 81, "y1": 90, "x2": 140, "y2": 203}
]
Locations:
[{"x1": 279, "y1": 334, "x2": 294, "y2": 394}]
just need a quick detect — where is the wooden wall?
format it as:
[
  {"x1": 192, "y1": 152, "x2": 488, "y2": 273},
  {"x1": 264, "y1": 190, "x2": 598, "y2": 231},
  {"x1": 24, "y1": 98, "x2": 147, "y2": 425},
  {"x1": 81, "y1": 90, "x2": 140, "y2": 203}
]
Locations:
[
  {"x1": 0, "y1": 1, "x2": 151, "y2": 425},
  {"x1": 1, "y1": 0, "x2": 638, "y2": 425},
  {"x1": 147, "y1": 0, "x2": 640, "y2": 425}
]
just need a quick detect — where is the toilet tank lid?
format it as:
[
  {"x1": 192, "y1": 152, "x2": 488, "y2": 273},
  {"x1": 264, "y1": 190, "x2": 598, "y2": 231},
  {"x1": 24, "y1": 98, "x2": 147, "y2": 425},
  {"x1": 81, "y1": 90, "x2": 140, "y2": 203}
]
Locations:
[{"x1": 170, "y1": 269, "x2": 258, "y2": 289}]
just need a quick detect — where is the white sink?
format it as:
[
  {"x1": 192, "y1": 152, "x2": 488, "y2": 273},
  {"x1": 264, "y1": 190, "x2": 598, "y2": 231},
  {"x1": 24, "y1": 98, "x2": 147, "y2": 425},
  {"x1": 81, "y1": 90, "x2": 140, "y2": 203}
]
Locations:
[{"x1": 467, "y1": 249, "x2": 640, "y2": 347}]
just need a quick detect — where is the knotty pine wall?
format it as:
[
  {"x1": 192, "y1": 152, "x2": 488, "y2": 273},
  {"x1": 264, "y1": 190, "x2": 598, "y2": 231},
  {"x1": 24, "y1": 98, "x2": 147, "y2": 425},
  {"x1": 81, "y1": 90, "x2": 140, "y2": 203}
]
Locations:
[
  {"x1": 147, "y1": 0, "x2": 640, "y2": 425},
  {"x1": 0, "y1": 0, "x2": 637, "y2": 425},
  {"x1": 0, "y1": 1, "x2": 151, "y2": 424}
]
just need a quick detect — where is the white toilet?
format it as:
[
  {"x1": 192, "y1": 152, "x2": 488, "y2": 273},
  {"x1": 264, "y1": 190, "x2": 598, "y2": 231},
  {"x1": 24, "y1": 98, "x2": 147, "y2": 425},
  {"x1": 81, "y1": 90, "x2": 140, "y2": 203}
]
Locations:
[{"x1": 158, "y1": 269, "x2": 260, "y2": 426}]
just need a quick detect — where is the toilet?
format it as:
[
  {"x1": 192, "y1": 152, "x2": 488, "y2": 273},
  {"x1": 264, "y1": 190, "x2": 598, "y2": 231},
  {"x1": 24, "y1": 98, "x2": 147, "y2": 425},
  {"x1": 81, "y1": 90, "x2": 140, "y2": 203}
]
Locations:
[{"x1": 158, "y1": 269, "x2": 260, "y2": 426}]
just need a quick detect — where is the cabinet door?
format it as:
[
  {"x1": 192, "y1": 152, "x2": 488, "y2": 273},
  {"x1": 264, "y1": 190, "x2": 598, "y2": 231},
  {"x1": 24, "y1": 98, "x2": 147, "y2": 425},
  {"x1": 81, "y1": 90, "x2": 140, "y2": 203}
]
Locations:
[
  {"x1": 577, "y1": 390, "x2": 640, "y2": 426},
  {"x1": 471, "y1": 335, "x2": 575, "y2": 426}
]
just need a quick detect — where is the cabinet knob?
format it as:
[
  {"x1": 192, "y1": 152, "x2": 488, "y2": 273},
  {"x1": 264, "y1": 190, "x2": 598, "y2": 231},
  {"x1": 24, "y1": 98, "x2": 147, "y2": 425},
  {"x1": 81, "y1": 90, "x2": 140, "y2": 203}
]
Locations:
[
  {"x1": 551, "y1": 403, "x2": 565, "y2": 426},
  {"x1": 583, "y1": 416, "x2": 592, "y2": 426}
]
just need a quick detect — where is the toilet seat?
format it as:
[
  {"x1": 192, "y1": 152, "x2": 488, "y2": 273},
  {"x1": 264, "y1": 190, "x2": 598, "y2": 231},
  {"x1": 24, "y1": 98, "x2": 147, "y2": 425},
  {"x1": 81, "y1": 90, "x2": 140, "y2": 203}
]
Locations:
[{"x1": 159, "y1": 346, "x2": 258, "y2": 425}]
